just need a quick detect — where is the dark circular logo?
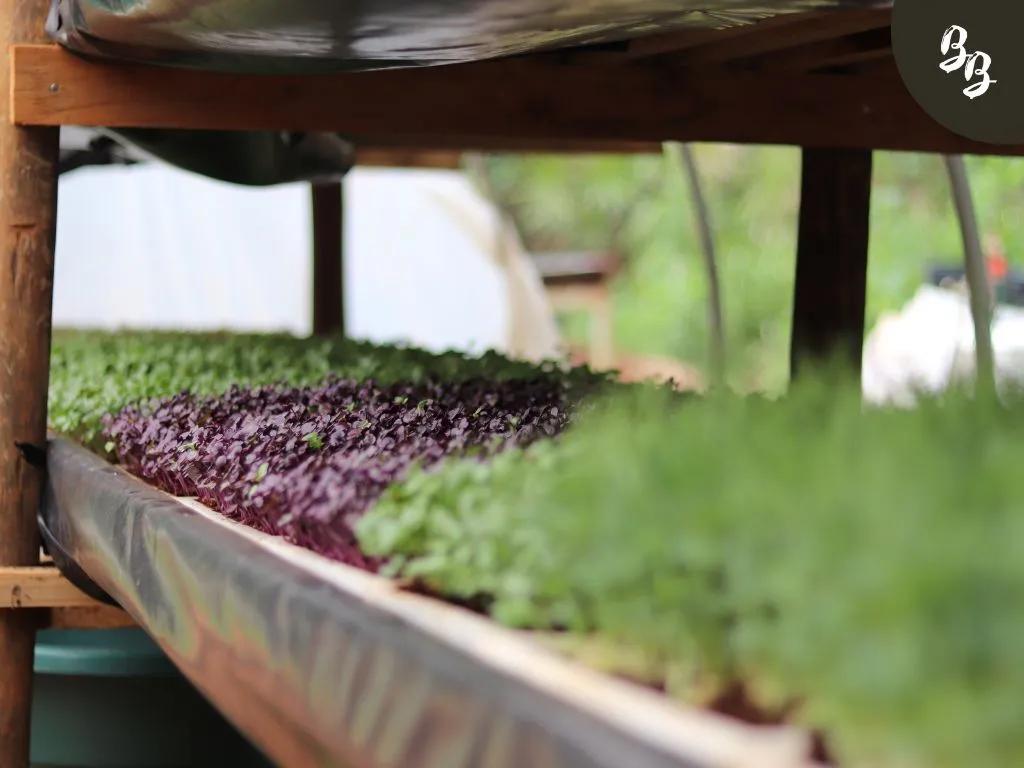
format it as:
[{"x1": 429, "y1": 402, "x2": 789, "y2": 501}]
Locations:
[{"x1": 892, "y1": 0, "x2": 1023, "y2": 144}]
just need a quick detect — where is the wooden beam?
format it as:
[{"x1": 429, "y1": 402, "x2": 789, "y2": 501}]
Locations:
[
  {"x1": 355, "y1": 148, "x2": 462, "y2": 168},
  {"x1": 625, "y1": 10, "x2": 809, "y2": 59},
  {"x1": 0, "y1": 567, "x2": 105, "y2": 609},
  {"x1": 661, "y1": 8, "x2": 890, "y2": 68},
  {"x1": 790, "y1": 147, "x2": 873, "y2": 380},
  {"x1": 0, "y1": 7, "x2": 60, "y2": 768},
  {"x1": 12, "y1": 44, "x2": 1024, "y2": 157},
  {"x1": 833, "y1": 54, "x2": 901, "y2": 77},
  {"x1": 352, "y1": 137, "x2": 664, "y2": 154},
  {"x1": 44, "y1": 605, "x2": 136, "y2": 630},
  {"x1": 311, "y1": 182, "x2": 344, "y2": 336},
  {"x1": 745, "y1": 26, "x2": 891, "y2": 73}
]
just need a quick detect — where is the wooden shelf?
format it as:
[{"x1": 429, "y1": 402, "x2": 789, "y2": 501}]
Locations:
[
  {"x1": 0, "y1": 4, "x2": 1007, "y2": 765},
  {"x1": 0, "y1": 565, "x2": 99, "y2": 608},
  {"x1": 12, "y1": 39, "x2": 1024, "y2": 156},
  {"x1": 0, "y1": 564, "x2": 134, "y2": 628}
]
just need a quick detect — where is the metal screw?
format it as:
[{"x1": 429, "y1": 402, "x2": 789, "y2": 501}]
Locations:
[{"x1": 48, "y1": 83, "x2": 59, "y2": 93}]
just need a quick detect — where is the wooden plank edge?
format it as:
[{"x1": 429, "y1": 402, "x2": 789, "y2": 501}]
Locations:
[
  {"x1": 44, "y1": 605, "x2": 136, "y2": 629},
  {"x1": 354, "y1": 138, "x2": 665, "y2": 155},
  {"x1": 662, "y1": 7, "x2": 891, "y2": 67},
  {"x1": 742, "y1": 26, "x2": 891, "y2": 73},
  {"x1": 0, "y1": 565, "x2": 114, "y2": 608},
  {"x1": 11, "y1": 44, "x2": 1024, "y2": 157},
  {"x1": 173, "y1": 497, "x2": 813, "y2": 767},
  {"x1": 354, "y1": 148, "x2": 462, "y2": 168},
  {"x1": 625, "y1": 9, "x2": 833, "y2": 59}
]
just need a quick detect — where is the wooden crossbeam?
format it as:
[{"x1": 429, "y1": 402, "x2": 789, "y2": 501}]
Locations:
[
  {"x1": 45, "y1": 605, "x2": 136, "y2": 629},
  {"x1": 0, "y1": 563, "x2": 134, "y2": 628},
  {"x1": 352, "y1": 137, "x2": 664, "y2": 154},
  {"x1": 11, "y1": 43, "x2": 1024, "y2": 157},
  {"x1": 659, "y1": 8, "x2": 891, "y2": 68},
  {"x1": 0, "y1": 566, "x2": 105, "y2": 609},
  {"x1": 624, "y1": 10, "x2": 814, "y2": 59},
  {"x1": 744, "y1": 26, "x2": 891, "y2": 73},
  {"x1": 354, "y1": 148, "x2": 463, "y2": 168},
  {"x1": 835, "y1": 54, "x2": 901, "y2": 77}
]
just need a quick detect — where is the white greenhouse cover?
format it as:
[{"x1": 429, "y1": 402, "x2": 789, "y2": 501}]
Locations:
[
  {"x1": 53, "y1": 163, "x2": 562, "y2": 362},
  {"x1": 862, "y1": 284, "x2": 1024, "y2": 406}
]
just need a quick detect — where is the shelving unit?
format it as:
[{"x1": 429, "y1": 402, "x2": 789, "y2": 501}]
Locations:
[
  {"x1": 535, "y1": 251, "x2": 622, "y2": 370},
  {"x1": 1, "y1": 1, "x2": 1018, "y2": 766}
]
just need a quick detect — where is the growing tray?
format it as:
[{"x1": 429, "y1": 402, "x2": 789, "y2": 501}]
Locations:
[
  {"x1": 42, "y1": 436, "x2": 816, "y2": 768},
  {"x1": 48, "y1": 0, "x2": 887, "y2": 73}
]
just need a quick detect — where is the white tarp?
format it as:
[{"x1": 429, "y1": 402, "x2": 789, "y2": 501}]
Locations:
[
  {"x1": 53, "y1": 163, "x2": 562, "y2": 362},
  {"x1": 862, "y1": 284, "x2": 1024, "y2": 406}
]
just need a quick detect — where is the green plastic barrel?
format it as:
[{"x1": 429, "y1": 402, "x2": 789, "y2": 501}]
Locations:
[{"x1": 31, "y1": 628, "x2": 276, "y2": 768}]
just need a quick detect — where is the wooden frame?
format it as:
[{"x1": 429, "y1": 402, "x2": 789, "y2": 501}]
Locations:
[
  {"x1": 0, "y1": 3, "x2": 60, "y2": 763},
  {"x1": 534, "y1": 252, "x2": 623, "y2": 371},
  {"x1": 0, "y1": 564, "x2": 135, "y2": 627},
  {"x1": 548, "y1": 284, "x2": 617, "y2": 370},
  {"x1": 353, "y1": 148, "x2": 463, "y2": 168},
  {"x1": 11, "y1": 34, "x2": 1024, "y2": 156},
  {"x1": 311, "y1": 182, "x2": 345, "y2": 337},
  {"x1": 0, "y1": 565, "x2": 108, "y2": 609},
  {"x1": 790, "y1": 147, "x2": 873, "y2": 377},
  {"x1": 0, "y1": 3, "x2": 1011, "y2": 765}
]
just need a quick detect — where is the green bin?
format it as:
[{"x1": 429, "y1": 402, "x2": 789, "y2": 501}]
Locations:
[{"x1": 31, "y1": 628, "x2": 276, "y2": 768}]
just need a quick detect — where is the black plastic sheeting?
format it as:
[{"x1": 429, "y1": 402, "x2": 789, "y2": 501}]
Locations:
[
  {"x1": 58, "y1": 134, "x2": 140, "y2": 177},
  {"x1": 58, "y1": 128, "x2": 355, "y2": 186},
  {"x1": 41, "y1": 436, "x2": 808, "y2": 768},
  {"x1": 48, "y1": 0, "x2": 887, "y2": 75},
  {"x1": 104, "y1": 129, "x2": 355, "y2": 186}
]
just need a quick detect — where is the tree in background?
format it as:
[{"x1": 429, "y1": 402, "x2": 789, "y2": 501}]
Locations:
[{"x1": 480, "y1": 147, "x2": 1024, "y2": 394}]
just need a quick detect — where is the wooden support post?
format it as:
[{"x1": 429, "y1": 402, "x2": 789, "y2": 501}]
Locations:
[
  {"x1": 790, "y1": 147, "x2": 872, "y2": 380},
  {"x1": 310, "y1": 181, "x2": 344, "y2": 336},
  {"x1": 0, "y1": 0, "x2": 61, "y2": 764}
]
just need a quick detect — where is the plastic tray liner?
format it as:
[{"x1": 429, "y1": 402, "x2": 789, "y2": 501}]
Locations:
[
  {"x1": 40, "y1": 436, "x2": 810, "y2": 768},
  {"x1": 47, "y1": 0, "x2": 889, "y2": 74}
]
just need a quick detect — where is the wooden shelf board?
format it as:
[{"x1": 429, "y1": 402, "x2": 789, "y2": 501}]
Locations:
[
  {"x1": 1, "y1": 565, "x2": 108, "y2": 609},
  {"x1": 11, "y1": 43, "x2": 1024, "y2": 156}
]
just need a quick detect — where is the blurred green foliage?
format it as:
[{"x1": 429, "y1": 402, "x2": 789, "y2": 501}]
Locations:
[
  {"x1": 358, "y1": 377, "x2": 1024, "y2": 768},
  {"x1": 482, "y1": 147, "x2": 1024, "y2": 393}
]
